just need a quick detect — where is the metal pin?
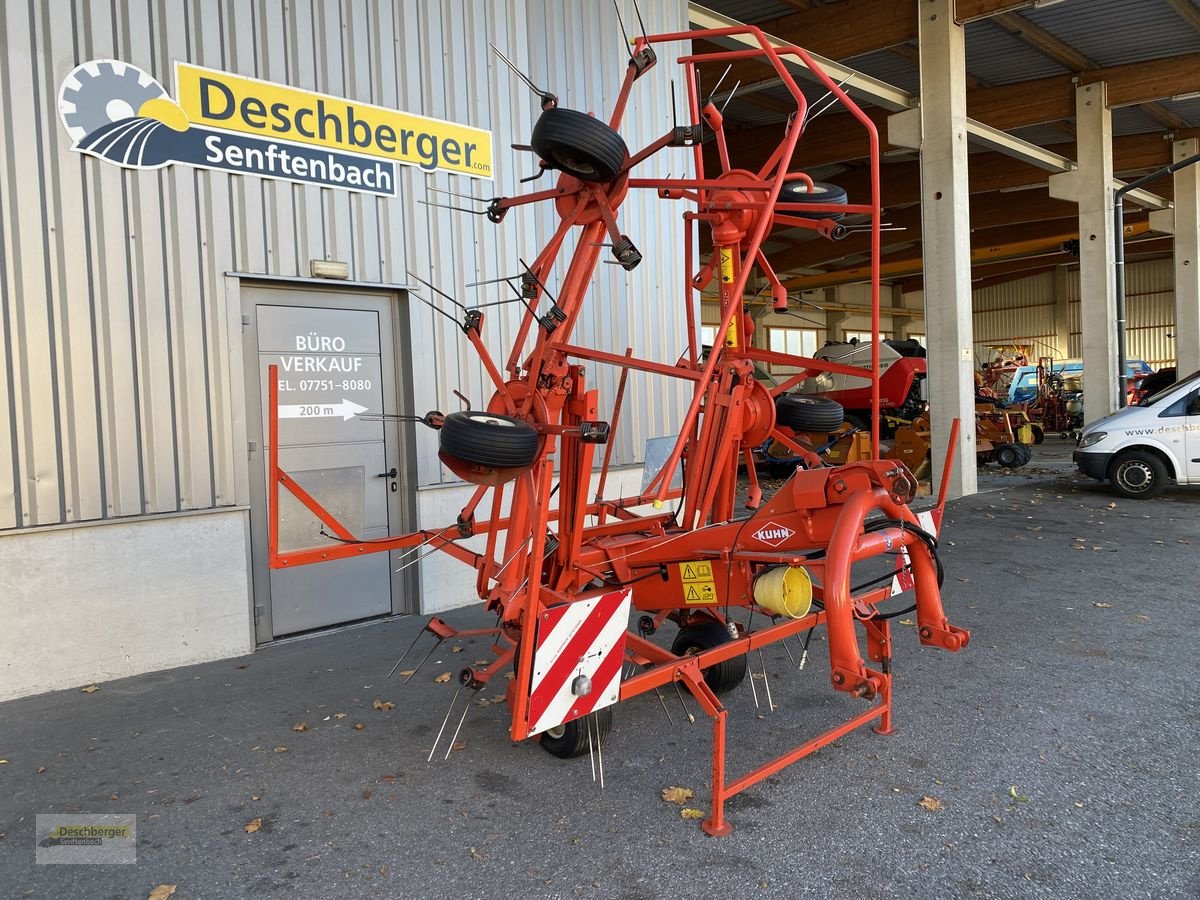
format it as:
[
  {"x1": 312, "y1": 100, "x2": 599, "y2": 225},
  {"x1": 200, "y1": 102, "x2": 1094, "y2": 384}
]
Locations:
[
  {"x1": 444, "y1": 694, "x2": 472, "y2": 760},
  {"x1": 587, "y1": 716, "x2": 597, "y2": 782},
  {"x1": 672, "y1": 681, "x2": 695, "y2": 724},
  {"x1": 404, "y1": 638, "x2": 443, "y2": 683},
  {"x1": 387, "y1": 628, "x2": 429, "y2": 678},
  {"x1": 799, "y1": 627, "x2": 815, "y2": 671},
  {"x1": 654, "y1": 687, "x2": 675, "y2": 725},
  {"x1": 596, "y1": 716, "x2": 606, "y2": 790},
  {"x1": 781, "y1": 636, "x2": 799, "y2": 668},
  {"x1": 428, "y1": 685, "x2": 464, "y2": 761},
  {"x1": 759, "y1": 650, "x2": 776, "y2": 712}
]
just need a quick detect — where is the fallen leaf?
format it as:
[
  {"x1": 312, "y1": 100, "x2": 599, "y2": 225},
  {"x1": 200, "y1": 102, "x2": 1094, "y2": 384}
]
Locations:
[
  {"x1": 1093, "y1": 602, "x2": 1112, "y2": 609},
  {"x1": 235, "y1": 663, "x2": 249, "y2": 669},
  {"x1": 0, "y1": 760, "x2": 7, "y2": 765},
  {"x1": 451, "y1": 646, "x2": 464, "y2": 654},
  {"x1": 333, "y1": 712, "x2": 348, "y2": 719},
  {"x1": 489, "y1": 696, "x2": 506, "y2": 705},
  {"x1": 354, "y1": 723, "x2": 365, "y2": 731},
  {"x1": 362, "y1": 789, "x2": 374, "y2": 800},
  {"x1": 1107, "y1": 502, "x2": 1117, "y2": 509},
  {"x1": 36, "y1": 767, "x2": 46, "y2": 774},
  {"x1": 504, "y1": 672, "x2": 515, "y2": 681},
  {"x1": 474, "y1": 658, "x2": 490, "y2": 666},
  {"x1": 898, "y1": 618, "x2": 916, "y2": 626},
  {"x1": 292, "y1": 721, "x2": 310, "y2": 732},
  {"x1": 469, "y1": 847, "x2": 485, "y2": 860},
  {"x1": 244, "y1": 817, "x2": 263, "y2": 833},
  {"x1": 109, "y1": 793, "x2": 118, "y2": 800},
  {"x1": 918, "y1": 796, "x2": 944, "y2": 812},
  {"x1": 148, "y1": 886, "x2": 177, "y2": 900},
  {"x1": 661, "y1": 786, "x2": 694, "y2": 804},
  {"x1": 80, "y1": 685, "x2": 99, "y2": 693},
  {"x1": 379, "y1": 865, "x2": 390, "y2": 876},
  {"x1": 434, "y1": 673, "x2": 452, "y2": 684},
  {"x1": 1009, "y1": 785, "x2": 1029, "y2": 802},
  {"x1": 397, "y1": 670, "x2": 416, "y2": 677},
  {"x1": 373, "y1": 699, "x2": 396, "y2": 711},
  {"x1": 251, "y1": 794, "x2": 262, "y2": 801},
  {"x1": 1133, "y1": 614, "x2": 1151, "y2": 622},
  {"x1": 272, "y1": 746, "x2": 288, "y2": 753},
  {"x1": 451, "y1": 741, "x2": 467, "y2": 752},
  {"x1": 680, "y1": 808, "x2": 705, "y2": 820}
]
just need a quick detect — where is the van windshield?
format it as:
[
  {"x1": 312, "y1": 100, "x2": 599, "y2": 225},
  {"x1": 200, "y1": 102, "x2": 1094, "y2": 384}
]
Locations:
[{"x1": 1142, "y1": 369, "x2": 1200, "y2": 406}]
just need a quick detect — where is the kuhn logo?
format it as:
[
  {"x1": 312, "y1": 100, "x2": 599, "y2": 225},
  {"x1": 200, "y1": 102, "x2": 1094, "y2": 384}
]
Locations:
[{"x1": 752, "y1": 522, "x2": 795, "y2": 547}]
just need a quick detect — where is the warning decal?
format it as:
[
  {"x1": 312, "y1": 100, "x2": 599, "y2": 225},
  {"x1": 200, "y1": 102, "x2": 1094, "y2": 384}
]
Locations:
[{"x1": 679, "y1": 561, "x2": 717, "y2": 605}]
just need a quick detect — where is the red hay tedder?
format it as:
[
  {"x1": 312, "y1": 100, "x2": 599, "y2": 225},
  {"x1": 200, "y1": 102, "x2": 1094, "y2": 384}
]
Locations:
[{"x1": 266, "y1": 19, "x2": 968, "y2": 835}]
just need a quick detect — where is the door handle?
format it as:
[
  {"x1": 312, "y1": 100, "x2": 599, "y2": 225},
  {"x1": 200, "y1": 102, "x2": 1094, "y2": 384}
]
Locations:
[{"x1": 376, "y1": 467, "x2": 397, "y2": 478}]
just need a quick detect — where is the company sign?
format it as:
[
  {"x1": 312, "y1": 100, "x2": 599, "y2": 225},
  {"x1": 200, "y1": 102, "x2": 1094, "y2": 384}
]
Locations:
[{"x1": 57, "y1": 59, "x2": 493, "y2": 195}]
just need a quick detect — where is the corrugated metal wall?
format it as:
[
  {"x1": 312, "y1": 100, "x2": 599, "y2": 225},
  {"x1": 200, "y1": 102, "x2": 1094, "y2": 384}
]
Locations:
[
  {"x1": 972, "y1": 270, "x2": 1058, "y2": 360},
  {"x1": 1065, "y1": 258, "x2": 1176, "y2": 366},
  {"x1": 0, "y1": 0, "x2": 689, "y2": 530}
]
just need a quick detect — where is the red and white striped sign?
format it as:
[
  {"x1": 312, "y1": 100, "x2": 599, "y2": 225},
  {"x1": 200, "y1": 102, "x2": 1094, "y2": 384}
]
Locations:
[
  {"x1": 527, "y1": 588, "x2": 631, "y2": 736},
  {"x1": 890, "y1": 510, "x2": 939, "y2": 596}
]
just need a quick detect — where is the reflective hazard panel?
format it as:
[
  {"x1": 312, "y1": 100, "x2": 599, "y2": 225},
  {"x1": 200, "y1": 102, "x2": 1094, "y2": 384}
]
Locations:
[
  {"x1": 527, "y1": 589, "x2": 631, "y2": 736},
  {"x1": 890, "y1": 510, "x2": 939, "y2": 596}
]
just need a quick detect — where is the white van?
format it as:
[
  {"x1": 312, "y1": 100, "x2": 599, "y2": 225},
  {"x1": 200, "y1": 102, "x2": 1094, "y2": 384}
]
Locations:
[{"x1": 1074, "y1": 369, "x2": 1200, "y2": 499}]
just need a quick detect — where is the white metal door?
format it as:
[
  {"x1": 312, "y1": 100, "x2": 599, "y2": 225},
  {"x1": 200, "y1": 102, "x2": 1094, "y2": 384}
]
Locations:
[{"x1": 244, "y1": 285, "x2": 415, "y2": 640}]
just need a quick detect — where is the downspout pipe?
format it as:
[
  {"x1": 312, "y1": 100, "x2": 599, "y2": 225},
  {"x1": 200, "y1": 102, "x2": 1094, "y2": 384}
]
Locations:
[{"x1": 1114, "y1": 150, "x2": 1200, "y2": 407}]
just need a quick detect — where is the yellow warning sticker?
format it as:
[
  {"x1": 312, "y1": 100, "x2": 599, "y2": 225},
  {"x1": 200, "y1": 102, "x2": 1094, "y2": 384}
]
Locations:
[
  {"x1": 678, "y1": 561, "x2": 717, "y2": 605},
  {"x1": 719, "y1": 248, "x2": 735, "y2": 284}
]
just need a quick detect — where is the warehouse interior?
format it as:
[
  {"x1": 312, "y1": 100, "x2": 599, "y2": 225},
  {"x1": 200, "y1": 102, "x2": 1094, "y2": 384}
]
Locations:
[{"x1": 2, "y1": 1, "x2": 1199, "y2": 897}]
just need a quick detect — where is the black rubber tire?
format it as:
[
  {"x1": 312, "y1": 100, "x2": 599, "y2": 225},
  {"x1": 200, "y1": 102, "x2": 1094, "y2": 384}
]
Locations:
[
  {"x1": 671, "y1": 621, "x2": 748, "y2": 696},
  {"x1": 530, "y1": 107, "x2": 628, "y2": 183},
  {"x1": 439, "y1": 410, "x2": 540, "y2": 468},
  {"x1": 1108, "y1": 449, "x2": 1168, "y2": 500},
  {"x1": 1031, "y1": 424, "x2": 1045, "y2": 445},
  {"x1": 780, "y1": 180, "x2": 848, "y2": 220},
  {"x1": 775, "y1": 395, "x2": 845, "y2": 432},
  {"x1": 1015, "y1": 444, "x2": 1033, "y2": 466},
  {"x1": 995, "y1": 443, "x2": 1023, "y2": 469},
  {"x1": 539, "y1": 708, "x2": 614, "y2": 759}
]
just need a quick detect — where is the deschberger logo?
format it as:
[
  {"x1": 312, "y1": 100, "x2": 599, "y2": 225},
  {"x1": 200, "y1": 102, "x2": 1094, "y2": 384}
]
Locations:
[{"x1": 57, "y1": 59, "x2": 493, "y2": 195}]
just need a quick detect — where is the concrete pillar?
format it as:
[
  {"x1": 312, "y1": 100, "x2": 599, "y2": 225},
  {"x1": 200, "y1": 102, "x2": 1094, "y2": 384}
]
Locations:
[
  {"x1": 913, "y1": 0, "x2": 977, "y2": 499},
  {"x1": 1173, "y1": 137, "x2": 1200, "y2": 373},
  {"x1": 1049, "y1": 82, "x2": 1118, "y2": 420},
  {"x1": 1052, "y1": 265, "x2": 1072, "y2": 360}
]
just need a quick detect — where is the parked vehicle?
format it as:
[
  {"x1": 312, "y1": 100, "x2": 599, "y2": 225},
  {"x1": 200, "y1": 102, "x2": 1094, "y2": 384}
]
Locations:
[
  {"x1": 1074, "y1": 369, "x2": 1200, "y2": 498},
  {"x1": 799, "y1": 339, "x2": 928, "y2": 430}
]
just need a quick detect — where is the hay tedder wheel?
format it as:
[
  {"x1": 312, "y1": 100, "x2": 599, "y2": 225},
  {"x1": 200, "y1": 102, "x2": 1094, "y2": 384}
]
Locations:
[
  {"x1": 780, "y1": 180, "x2": 849, "y2": 220},
  {"x1": 438, "y1": 411, "x2": 540, "y2": 468},
  {"x1": 672, "y1": 621, "x2": 748, "y2": 696},
  {"x1": 539, "y1": 708, "x2": 614, "y2": 759},
  {"x1": 774, "y1": 395, "x2": 845, "y2": 432},
  {"x1": 531, "y1": 107, "x2": 628, "y2": 183}
]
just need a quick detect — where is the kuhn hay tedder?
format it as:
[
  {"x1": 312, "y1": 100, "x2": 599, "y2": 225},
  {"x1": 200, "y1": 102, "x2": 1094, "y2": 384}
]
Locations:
[{"x1": 266, "y1": 17, "x2": 968, "y2": 835}]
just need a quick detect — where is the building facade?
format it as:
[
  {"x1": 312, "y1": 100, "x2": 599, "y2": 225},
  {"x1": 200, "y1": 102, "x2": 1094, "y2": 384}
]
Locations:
[{"x1": 0, "y1": 0, "x2": 689, "y2": 700}]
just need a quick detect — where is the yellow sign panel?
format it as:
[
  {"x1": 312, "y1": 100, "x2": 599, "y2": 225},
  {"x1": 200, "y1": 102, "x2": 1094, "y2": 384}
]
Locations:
[
  {"x1": 175, "y1": 62, "x2": 493, "y2": 179},
  {"x1": 679, "y1": 561, "x2": 717, "y2": 605},
  {"x1": 719, "y1": 248, "x2": 734, "y2": 284}
]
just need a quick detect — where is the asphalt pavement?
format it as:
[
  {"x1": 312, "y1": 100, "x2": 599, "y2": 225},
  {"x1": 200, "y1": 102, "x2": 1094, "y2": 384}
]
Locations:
[{"x1": 1, "y1": 436, "x2": 1197, "y2": 899}]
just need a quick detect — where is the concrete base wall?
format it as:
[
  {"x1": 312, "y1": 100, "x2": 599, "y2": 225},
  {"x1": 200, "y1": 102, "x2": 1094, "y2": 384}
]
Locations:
[{"x1": 0, "y1": 509, "x2": 253, "y2": 701}]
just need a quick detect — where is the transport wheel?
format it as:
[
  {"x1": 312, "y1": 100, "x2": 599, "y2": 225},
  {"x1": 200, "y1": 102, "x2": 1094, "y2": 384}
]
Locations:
[
  {"x1": 671, "y1": 621, "x2": 748, "y2": 696},
  {"x1": 1031, "y1": 424, "x2": 1045, "y2": 444},
  {"x1": 530, "y1": 107, "x2": 628, "y2": 183},
  {"x1": 1108, "y1": 450, "x2": 1168, "y2": 500},
  {"x1": 438, "y1": 411, "x2": 540, "y2": 468},
  {"x1": 1015, "y1": 444, "x2": 1033, "y2": 467},
  {"x1": 779, "y1": 180, "x2": 848, "y2": 220},
  {"x1": 774, "y1": 395, "x2": 845, "y2": 432},
  {"x1": 539, "y1": 708, "x2": 614, "y2": 759},
  {"x1": 994, "y1": 443, "x2": 1023, "y2": 469}
]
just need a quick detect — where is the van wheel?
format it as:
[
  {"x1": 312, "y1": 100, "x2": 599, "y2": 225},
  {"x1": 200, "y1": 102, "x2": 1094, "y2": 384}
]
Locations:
[{"x1": 1109, "y1": 450, "x2": 1168, "y2": 500}]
